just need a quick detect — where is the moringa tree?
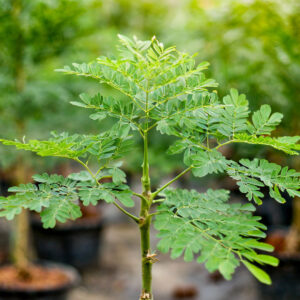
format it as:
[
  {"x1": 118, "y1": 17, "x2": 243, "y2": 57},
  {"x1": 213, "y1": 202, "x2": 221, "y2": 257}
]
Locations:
[{"x1": 1, "y1": 35, "x2": 300, "y2": 299}]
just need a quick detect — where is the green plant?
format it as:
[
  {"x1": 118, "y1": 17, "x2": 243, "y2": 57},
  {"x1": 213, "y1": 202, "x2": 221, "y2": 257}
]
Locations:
[
  {"x1": 0, "y1": 0, "x2": 104, "y2": 170},
  {"x1": 1, "y1": 35, "x2": 300, "y2": 299},
  {"x1": 0, "y1": 0, "x2": 105, "y2": 276}
]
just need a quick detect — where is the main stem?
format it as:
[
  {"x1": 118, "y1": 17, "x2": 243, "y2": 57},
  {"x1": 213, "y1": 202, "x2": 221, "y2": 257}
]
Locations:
[
  {"x1": 139, "y1": 205, "x2": 152, "y2": 299},
  {"x1": 139, "y1": 89, "x2": 153, "y2": 299}
]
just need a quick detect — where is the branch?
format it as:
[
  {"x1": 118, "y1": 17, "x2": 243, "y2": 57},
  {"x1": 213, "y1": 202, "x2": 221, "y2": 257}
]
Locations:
[
  {"x1": 152, "y1": 199, "x2": 164, "y2": 203},
  {"x1": 133, "y1": 192, "x2": 147, "y2": 202},
  {"x1": 215, "y1": 140, "x2": 233, "y2": 150},
  {"x1": 215, "y1": 134, "x2": 300, "y2": 155},
  {"x1": 74, "y1": 158, "x2": 140, "y2": 223},
  {"x1": 152, "y1": 166, "x2": 193, "y2": 199},
  {"x1": 73, "y1": 158, "x2": 98, "y2": 184},
  {"x1": 113, "y1": 201, "x2": 139, "y2": 223}
]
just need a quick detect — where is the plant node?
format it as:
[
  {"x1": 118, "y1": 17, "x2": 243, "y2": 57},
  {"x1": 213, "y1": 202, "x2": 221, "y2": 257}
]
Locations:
[
  {"x1": 139, "y1": 217, "x2": 146, "y2": 225},
  {"x1": 146, "y1": 250, "x2": 158, "y2": 264},
  {"x1": 140, "y1": 291, "x2": 152, "y2": 299}
]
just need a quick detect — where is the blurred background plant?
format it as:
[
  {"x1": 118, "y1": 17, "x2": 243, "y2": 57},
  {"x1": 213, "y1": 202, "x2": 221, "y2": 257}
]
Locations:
[{"x1": 0, "y1": 0, "x2": 101, "y2": 178}]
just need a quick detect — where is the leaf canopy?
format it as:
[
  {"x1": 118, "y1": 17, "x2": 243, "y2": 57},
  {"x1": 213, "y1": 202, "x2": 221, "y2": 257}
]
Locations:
[
  {"x1": 0, "y1": 129, "x2": 133, "y2": 163},
  {"x1": 0, "y1": 35, "x2": 299, "y2": 284},
  {"x1": 154, "y1": 188, "x2": 277, "y2": 282},
  {"x1": 57, "y1": 35, "x2": 217, "y2": 131},
  {"x1": 0, "y1": 173, "x2": 133, "y2": 228}
]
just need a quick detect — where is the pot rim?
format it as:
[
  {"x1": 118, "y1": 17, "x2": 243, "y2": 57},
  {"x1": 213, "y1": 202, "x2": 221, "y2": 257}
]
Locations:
[
  {"x1": 0, "y1": 262, "x2": 80, "y2": 295},
  {"x1": 266, "y1": 225, "x2": 300, "y2": 260}
]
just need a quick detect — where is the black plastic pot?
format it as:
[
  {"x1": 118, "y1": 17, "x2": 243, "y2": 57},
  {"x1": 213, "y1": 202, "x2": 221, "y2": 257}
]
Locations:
[
  {"x1": 257, "y1": 254, "x2": 300, "y2": 300},
  {"x1": 31, "y1": 218, "x2": 103, "y2": 270},
  {"x1": 0, "y1": 262, "x2": 79, "y2": 300}
]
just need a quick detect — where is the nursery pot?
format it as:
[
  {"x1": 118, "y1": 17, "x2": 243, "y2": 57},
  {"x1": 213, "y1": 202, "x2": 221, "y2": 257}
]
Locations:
[
  {"x1": 31, "y1": 209, "x2": 103, "y2": 270},
  {"x1": 0, "y1": 262, "x2": 79, "y2": 300},
  {"x1": 257, "y1": 228, "x2": 300, "y2": 300}
]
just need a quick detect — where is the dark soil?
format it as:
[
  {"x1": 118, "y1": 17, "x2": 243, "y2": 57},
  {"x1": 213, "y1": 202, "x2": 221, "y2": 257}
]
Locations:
[
  {"x1": 173, "y1": 285, "x2": 198, "y2": 298},
  {"x1": 0, "y1": 265, "x2": 70, "y2": 291}
]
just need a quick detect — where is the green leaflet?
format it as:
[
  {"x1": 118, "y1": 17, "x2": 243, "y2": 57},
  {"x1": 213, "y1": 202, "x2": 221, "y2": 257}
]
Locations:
[
  {"x1": 1, "y1": 176, "x2": 80, "y2": 228},
  {"x1": 67, "y1": 171, "x2": 94, "y2": 182},
  {"x1": 72, "y1": 93, "x2": 142, "y2": 131},
  {"x1": 78, "y1": 182, "x2": 134, "y2": 207},
  {"x1": 218, "y1": 89, "x2": 249, "y2": 137},
  {"x1": 153, "y1": 92, "x2": 225, "y2": 139},
  {"x1": 248, "y1": 104, "x2": 283, "y2": 135},
  {"x1": 243, "y1": 261, "x2": 271, "y2": 285},
  {"x1": 167, "y1": 139, "x2": 190, "y2": 155},
  {"x1": 110, "y1": 168, "x2": 127, "y2": 185},
  {"x1": 113, "y1": 190, "x2": 134, "y2": 207},
  {"x1": 0, "y1": 173, "x2": 133, "y2": 228},
  {"x1": 226, "y1": 159, "x2": 300, "y2": 204},
  {"x1": 188, "y1": 149, "x2": 228, "y2": 177},
  {"x1": 78, "y1": 186, "x2": 114, "y2": 206},
  {"x1": 0, "y1": 136, "x2": 84, "y2": 159},
  {"x1": 33, "y1": 173, "x2": 67, "y2": 184},
  {"x1": 154, "y1": 188, "x2": 274, "y2": 282},
  {"x1": 242, "y1": 253, "x2": 279, "y2": 267},
  {"x1": 0, "y1": 130, "x2": 133, "y2": 162},
  {"x1": 232, "y1": 134, "x2": 300, "y2": 155},
  {"x1": 0, "y1": 196, "x2": 26, "y2": 220},
  {"x1": 155, "y1": 89, "x2": 295, "y2": 159},
  {"x1": 41, "y1": 197, "x2": 82, "y2": 229},
  {"x1": 167, "y1": 136, "x2": 299, "y2": 206}
]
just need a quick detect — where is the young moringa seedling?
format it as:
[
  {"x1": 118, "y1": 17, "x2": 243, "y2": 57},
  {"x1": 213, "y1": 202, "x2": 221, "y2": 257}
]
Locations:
[{"x1": 1, "y1": 35, "x2": 299, "y2": 300}]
